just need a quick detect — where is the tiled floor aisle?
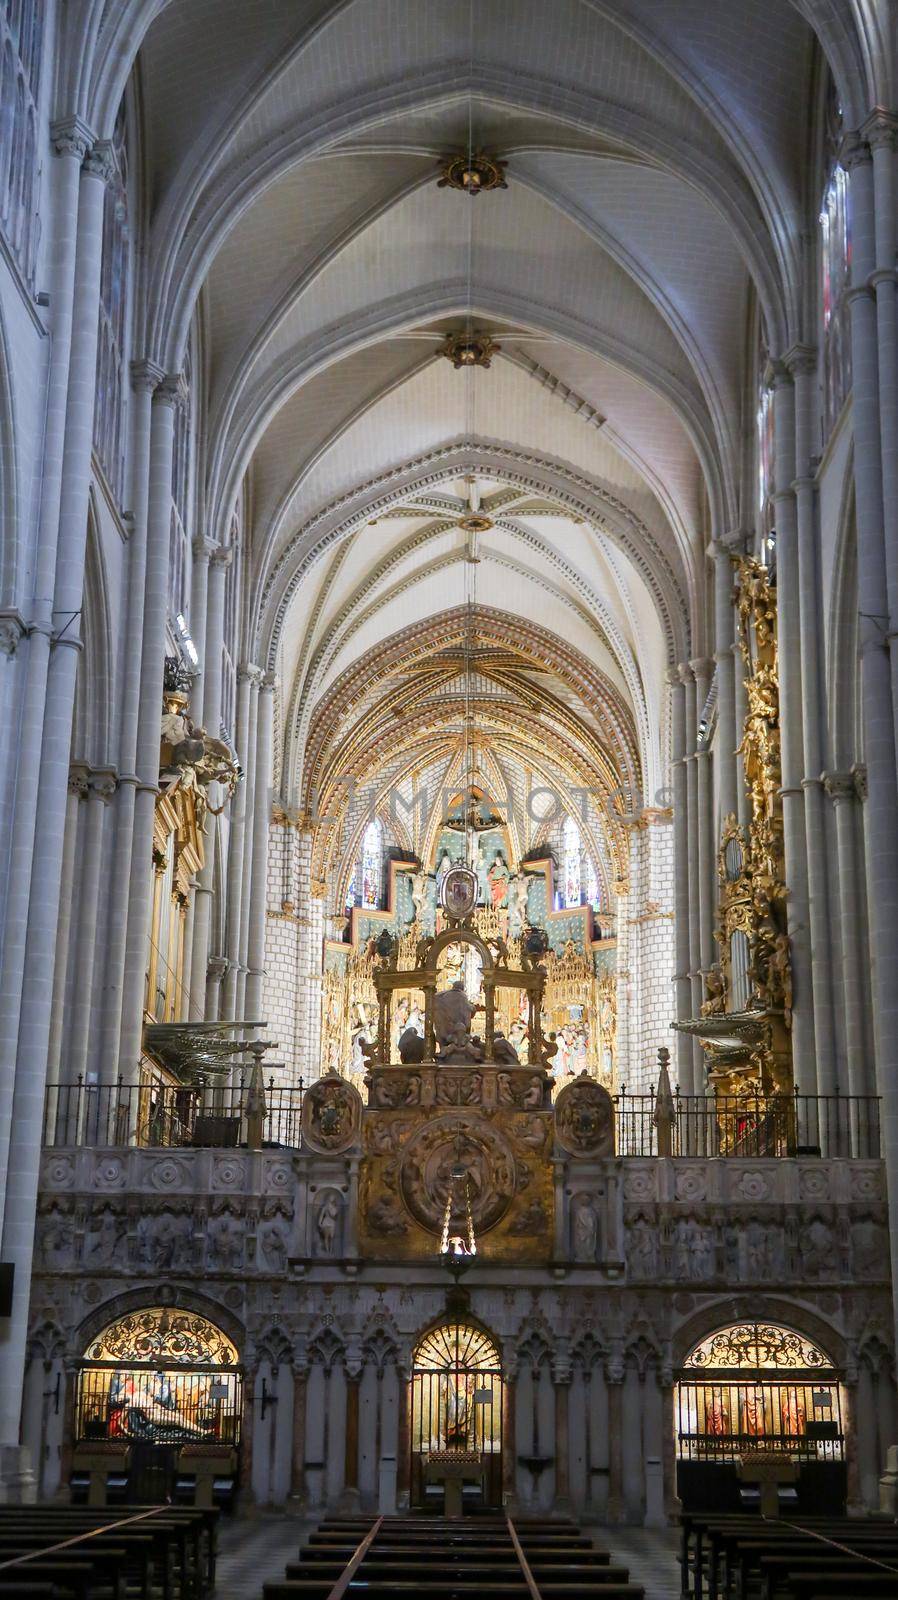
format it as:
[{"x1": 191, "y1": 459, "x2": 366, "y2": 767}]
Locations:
[
  {"x1": 214, "y1": 1515, "x2": 683, "y2": 1600},
  {"x1": 215, "y1": 1515, "x2": 312, "y2": 1600},
  {"x1": 593, "y1": 1524, "x2": 683, "y2": 1600}
]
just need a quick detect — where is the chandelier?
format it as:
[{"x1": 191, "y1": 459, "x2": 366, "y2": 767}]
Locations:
[{"x1": 439, "y1": 1134, "x2": 478, "y2": 1257}]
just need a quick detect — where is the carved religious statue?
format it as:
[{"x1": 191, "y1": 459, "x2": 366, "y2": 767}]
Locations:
[{"x1": 432, "y1": 981, "x2": 484, "y2": 1063}]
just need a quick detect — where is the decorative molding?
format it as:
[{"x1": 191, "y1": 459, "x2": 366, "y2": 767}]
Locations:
[{"x1": 50, "y1": 116, "x2": 94, "y2": 162}]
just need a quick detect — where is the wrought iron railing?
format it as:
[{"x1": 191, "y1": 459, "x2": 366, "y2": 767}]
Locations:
[
  {"x1": 42, "y1": 1078, "x2": 881, "y2": 1158},
  {"x1": 43, "y1": 1076, "x2": 305, "y2": 1152}
]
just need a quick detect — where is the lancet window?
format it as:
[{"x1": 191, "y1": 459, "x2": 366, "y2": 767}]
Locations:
[
  {"x1": 93, "y1": 101, "x2": 129, "y2": 504},
  {"x1": 820, "y1": 82, "x2": 851, "y2": 438},
  {"x1": 563, "y1": 815, "x2": 582, "y2": 908},
  {"x1": 169, "y1": 344, "x2": 192, "y2": 621},
  {"x1": 0, "y1": 0, "x2": 42, "y2": 285},
  {"x1": 221, "y1": 512, "x2": 240, "y2": 744},
  {"x1": 361, "y1": 819, "x2": 383, "y2": 909}
]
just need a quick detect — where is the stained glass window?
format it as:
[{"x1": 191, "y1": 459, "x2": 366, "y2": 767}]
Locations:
[
  {"x1": 0, "y1": 1, "x2": 42, "y2": 286},
  {"x1": 757, "y1": 378, "x2": 775, "y2": 542},
  {"x1": 820, "y1": 85, "x2": 852, "y2": 438},
  {"x1": 563, "y1": 815, "x2": 582, "y2": 908},
  {"x1": 93, "y1": 100, "x2": 129, "y2": 504},
  {"x1": 361, "y1": 818, "x2": 382, "y2": 909}
]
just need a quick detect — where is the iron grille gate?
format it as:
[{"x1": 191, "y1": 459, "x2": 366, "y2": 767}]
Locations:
[{"x1": 410, "y1": 1322, "x2": 503, "y2": 1509}]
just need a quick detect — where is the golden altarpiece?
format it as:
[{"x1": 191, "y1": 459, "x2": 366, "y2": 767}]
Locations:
[{"x1": 675, "y1": 556, "x2": 794, "y2": 1100}]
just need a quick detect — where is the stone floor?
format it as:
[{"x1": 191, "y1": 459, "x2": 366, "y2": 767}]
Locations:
[{"x1": 214, "y1": 1514, "x2": 683, "y2": 1600}]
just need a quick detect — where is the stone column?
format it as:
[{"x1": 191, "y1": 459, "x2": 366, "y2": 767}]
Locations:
[
  {"x1": 790, "y1": 344, "x2": 838, "y2": 1094},
  {"x1": 712, "y1": 545, "x2": 738, "y2": 825},
  {"x1": 502, "y1": 1369, "x2": 518, "y2": 1509},
  {"x1": 0, "y1": 139, "x2": 115, "y2": 1474},
  {"x1": 66, "y1": 770, "x2": 117, "y2": 1082},
  {"x1": 670, "y1": 670, "x2": 692, "y2": 1089},
  {"x1": 865, "y1": 116, "x2": 898, "y2": 764},
  {"x1": 660, "y1": 1353, "x2": 680, "y2": 1524},
  {"x1": 188, "y1": 546, "x2": 231, "y2": 1019},
  {"x1": 0, "y1": 120, "x2": 93, "y2": 1224},
  {"x1": 681, "y1": 662, "x2": 703, "y2": 1090},
  {"x1": 843, "y1": 1370, "x2": 864, "y2": 1515},
  {"x1": 96, "y1": 362, "x2": 162, "y2": 1080},
  {"x1": 289, "y1": 1363, "x2": 309, "y2": 1507},
  {"x1": 240, "y1": 1364, "x2": 257, "y2": 1503},
  {"x1": 771, "y1": 359, "x2": 815, "y2": 1083},
  {"x1": 117, "y1": 377, "x2": 183, "y2": 1085},
  {"x1": 341, "y1": 1369, "x2": 362, "y2": 1508},
  {"x1": 606, "y1": 1356, "x2": 625, "y2": 1524},
  {"x1": 46, "y1": 770, "x2": 88, "y2": 1090},
  {"x1": 824, "y1": 771, "x2": 874, "y2": 1097},
  {"x1": 205, "y1": 956, "x2": 229, "y2": 1024},
  {"x1": 245, "y1": 676, "x2": 275, "y2": 1018},
  {"x1": 221, "y1": 665, "x2": 258, "y2": 1018},
  {"x1": 844, "y1": 136, "x2": 898, "y2": 1352},
  {"x1": 396, "y1": 1368, "x2": 411, "y2": 1510},
  {"x1": 692, "y1": 657, "x2": 714, "y2": 977},
  {"x1": 552, "y1": 1355, "x2": 571, "y2": 1512},
  {"x1": 188, "y1": 536, "x2": 215, "y2": 726},
  {"x1": 236, "y1": 668, "x2": 261, "y2": 1020}
]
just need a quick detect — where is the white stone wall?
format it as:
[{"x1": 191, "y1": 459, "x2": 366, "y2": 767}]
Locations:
[
  {"x1": 620, "y1": 817, "x2": 675, "y2": 1093},
  {"x1": 262, "y1": 816, "x2": 323, "y2": 1086}
]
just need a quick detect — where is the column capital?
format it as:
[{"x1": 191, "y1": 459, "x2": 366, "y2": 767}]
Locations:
[
  {"x1": 82, "y1": 139, "x2": 117, "y2": 185},
  {"x1": 130, "y1": 357, "x2": 165, "y2": 394},
  {"x1": 860, "y1": 110, "x2": 898, "y2": 152},
  {"x1": 261, "y1": 671, "x2": 277, "y2": 692},
  {"x1": 783, "y1": 343, "x2": 817, "y2": 378},
  {"x1": 852, "y1": 762, "x2": 868, "y2": 802},
  {"x1": 238, "y1": 662, "x2": 264, "y2": 686},
  {"x1": 767, "y1": 356, "x2": 794, "y2": 390},
  {"x1": 689, "y1": 655, "x2": 714, "y2": 680},
  {"x1": 210, "y1": 546, "x2": 235, "y2": 571},
  {"x1": 68, "y1": 764, "x2": 90, "y2": 800},
  {"x1": 839, "y1": 130, "x2": 873, "y2": 171},
  {"x1": 50, "y1": 116, "x2": 95, "y2": 161},
  {"x1": 0, "y1": 608, "x2": 26, "y2": 656},
  {"x1": 155, "y1": 372, "x2": 189, "y2": 410},
  {"x1": 676, "y1": 660, "x2": 694, "y2": 686},
  {"x1": 88, "y1": 769, "x2": 118, "y2": 803},
  {"x1": 192, "y1": 534, "x2": 216, "y2": 563},
  {"x1": 207, "y1": 955, "x2": 230, "y2": 983}
]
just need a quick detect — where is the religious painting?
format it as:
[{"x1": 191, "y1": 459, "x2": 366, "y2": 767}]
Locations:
[
  {"x1": 77, "y1": 1308, "x2": 242, "y2": 1448},
  {"x1": 677, "y1": 1321, "x2": 842, "y2": 1463}
]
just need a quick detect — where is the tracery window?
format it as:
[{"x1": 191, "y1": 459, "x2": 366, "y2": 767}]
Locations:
[
  {"x1": 221, "y1": 513, "x2": 240, "y2": 744},
  {"x1": 563, "y1": 815, "x2": 582, "y2": 908},
  {"x1": 77, "y1": 1307, "x2": 243, "y2": 1448},
  {"x1": 820, "y1": 84, "x2": 852, "y2": 438},
  {"x1": 677, "y1": 1321, "x2": 842, "y2": 1463},
  {"x1": 757, "y1": 376, "x2": 775, "y2": 549},
  {"x1": 93, "y1": 101, "x2": 129, "y2": 504},
  {"x1": 169, "y1": 345, "x2": 192, "y2": 620},
  {"x1": 0, "y1": 0, "x2": 42, "y2": 285},
  {"x1": 361, "y1": 818, "x2": 383, "y2": 909}
]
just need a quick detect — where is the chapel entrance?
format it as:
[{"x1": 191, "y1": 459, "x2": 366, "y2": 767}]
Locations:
[
  {"x1": 72, "y1": 1306, "x2": 243, "y2": 1506},
  {"x1": 676, "y1": 1321, "x2": 846, "y2": 1514},
  {"x1": 410, "y1": 1320, "x2": 503, "y2": 1510}
]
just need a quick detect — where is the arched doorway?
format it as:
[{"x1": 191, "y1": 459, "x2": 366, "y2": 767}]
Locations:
[
  {"x1": 75, "y1": 1306, "x2": 243, "y2": 1503},
  {"x1": 410, "y1": 1321, "x2": 503, "y2": 1510},
  {"x1": 676, "y1": 1320, "x2": 845, "y2": 1513}
]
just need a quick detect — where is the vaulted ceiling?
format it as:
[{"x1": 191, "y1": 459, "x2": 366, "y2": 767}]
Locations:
[{"x1": 82, "y1": 0, "x2": 869, "y2": 889}]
